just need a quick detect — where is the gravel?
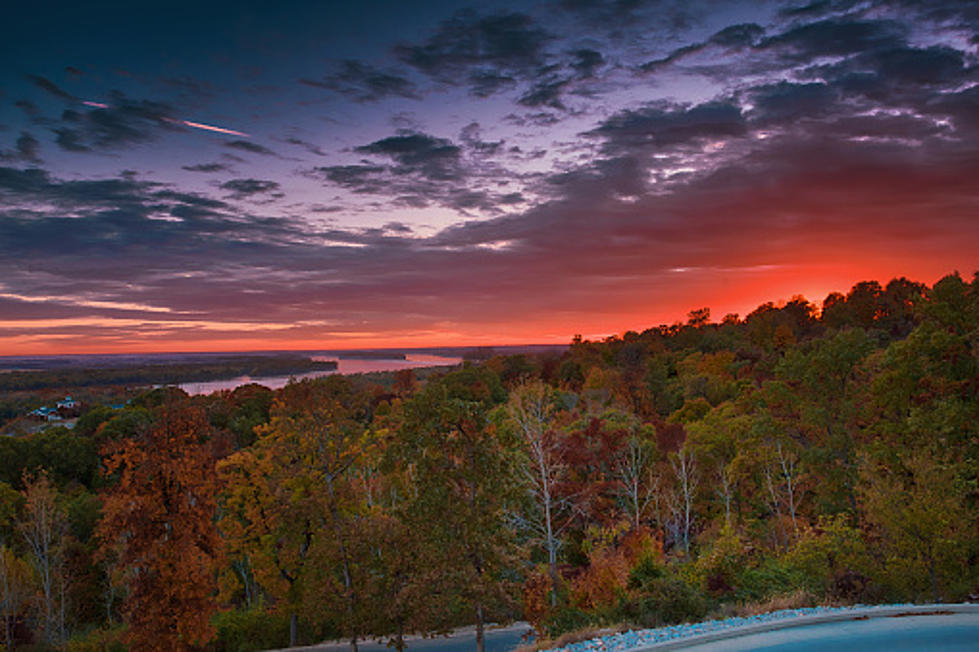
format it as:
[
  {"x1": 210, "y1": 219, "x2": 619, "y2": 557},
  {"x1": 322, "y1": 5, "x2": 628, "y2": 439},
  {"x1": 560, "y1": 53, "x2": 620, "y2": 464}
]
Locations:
[{"x1": 552, "y1": 604, "x2": 919, "y2": 652}]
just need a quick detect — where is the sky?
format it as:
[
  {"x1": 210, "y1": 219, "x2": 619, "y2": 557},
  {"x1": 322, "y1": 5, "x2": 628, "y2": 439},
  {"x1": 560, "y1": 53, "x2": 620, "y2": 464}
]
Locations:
[{"x1": 1, "y1": 0, "x2": 977, "y2": 355}]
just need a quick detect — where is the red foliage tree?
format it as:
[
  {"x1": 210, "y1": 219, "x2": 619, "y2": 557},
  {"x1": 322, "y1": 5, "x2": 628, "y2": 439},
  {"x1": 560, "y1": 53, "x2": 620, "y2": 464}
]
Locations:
[{"x1": 98, "y1": 403, "x2": 221, "y2": 651}]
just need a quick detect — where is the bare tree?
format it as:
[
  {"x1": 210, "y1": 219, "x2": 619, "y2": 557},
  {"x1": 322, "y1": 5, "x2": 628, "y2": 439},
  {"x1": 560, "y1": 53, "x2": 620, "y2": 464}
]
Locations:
[
  {"x1": 667, "y1": 449, "x2": 698, "y2": 555},
  {"x1": 613, "y1": 433, "x2": 659, "y2": 531},
  {"x1": 19, "y1": 472, "x2": 69, "y2": 647},
  {"x1": 716, "y1": 461, "x2": 734, "y2": 527},
  {"x1": 506, "y1": 380, "x2": 571, "y2": 607},
  {"x1": 762, "y1": 440, "x2": 801, "y2": 548}
]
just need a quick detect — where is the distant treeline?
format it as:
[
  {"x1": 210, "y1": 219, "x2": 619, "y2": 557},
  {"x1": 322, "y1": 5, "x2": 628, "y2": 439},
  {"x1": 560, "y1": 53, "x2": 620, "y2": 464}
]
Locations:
[
  {"x1": 336, "y1": 351, "x2": 407, "y2": 360},
  {"x1": 0, "y1": 355, "x2": 336, "y2": 391}
]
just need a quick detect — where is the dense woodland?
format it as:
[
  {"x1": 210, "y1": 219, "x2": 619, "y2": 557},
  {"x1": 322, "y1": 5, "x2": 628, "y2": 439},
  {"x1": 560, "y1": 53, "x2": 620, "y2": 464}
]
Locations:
[{"x1": 0, "y1": 272, "x2": 976, "y2": 651}]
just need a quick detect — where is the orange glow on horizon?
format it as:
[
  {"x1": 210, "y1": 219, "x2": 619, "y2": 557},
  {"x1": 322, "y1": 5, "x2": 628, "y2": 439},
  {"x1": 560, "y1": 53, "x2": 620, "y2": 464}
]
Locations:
[{"x1": 1, "y1": 264, "x2": 972, "y2": 357}]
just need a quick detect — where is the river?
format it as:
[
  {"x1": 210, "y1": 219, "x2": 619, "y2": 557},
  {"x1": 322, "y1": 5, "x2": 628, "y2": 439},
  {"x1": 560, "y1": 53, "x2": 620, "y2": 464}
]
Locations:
[{"x1": 178, "y1": 354, "x2": 462, "y2": 395}]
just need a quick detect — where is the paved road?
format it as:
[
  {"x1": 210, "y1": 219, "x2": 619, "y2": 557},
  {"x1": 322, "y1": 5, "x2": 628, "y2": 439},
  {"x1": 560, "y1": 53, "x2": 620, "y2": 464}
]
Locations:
[
  {"x1": 284, "y1": 623, "x2": 535, "y2": 652},
  {"x1": 677, "y1": 613, "x2": 979, "y2": 651}
]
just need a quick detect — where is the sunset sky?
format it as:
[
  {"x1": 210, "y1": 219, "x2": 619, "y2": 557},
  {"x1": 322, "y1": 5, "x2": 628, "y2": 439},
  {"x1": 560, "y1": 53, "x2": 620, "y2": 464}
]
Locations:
[{"x1": 2, "y1": 0, "x2": 977, "y2": 354}]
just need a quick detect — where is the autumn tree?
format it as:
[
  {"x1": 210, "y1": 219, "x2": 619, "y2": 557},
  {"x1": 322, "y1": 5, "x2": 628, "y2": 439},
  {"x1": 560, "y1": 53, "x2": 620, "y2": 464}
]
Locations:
[
  {"x1": 98, "y1": 403, "x2": 221, "y2": 651},
  {"x1": 275, "y1": 377, "x2": 375, "y2": 652},
  {"x1": 767, "y1": 328, "x2": 873, "y2": 514},
  {"x1": 686, "y1": 402, "x2": 749, "y2": 528},
  {"x1": 219, "y1": 376, "x2": 378, "y2": 650},
  {"x1": 0, "y1": 546, "x2": 31, "y2": 650}
]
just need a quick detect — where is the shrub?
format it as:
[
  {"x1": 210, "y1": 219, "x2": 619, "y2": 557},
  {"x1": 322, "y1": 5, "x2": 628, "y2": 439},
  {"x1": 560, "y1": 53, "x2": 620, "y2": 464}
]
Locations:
[
  {"x1": 736, "y1": 556, "x2": 804, "y2": 602},
  {"x1": 213, "y1": 606, "x2": 290, "y2": 652},
  {"x1": 65, "y1": 626, "x2": 127, "y2": 652},
  {"x1": 541, "y1": 606, "x2": 594, "y2": 638},
  {"x1": 617, "y1": 555, "x2": 710, "y2": 627}
]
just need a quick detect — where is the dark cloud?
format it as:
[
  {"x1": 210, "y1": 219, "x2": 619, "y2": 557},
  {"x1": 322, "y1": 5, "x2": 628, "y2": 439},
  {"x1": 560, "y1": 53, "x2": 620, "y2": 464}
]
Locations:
[
  {"x1": 1, "y1": 132, "x2": 41, "y2": 163},
  {"x1": 863, "y1": 46, "x2": 965, "y2": 87},
  {"x1": 794, "y1": 43, "x2": 972, "y2": 121},
  {"x1": 590, "y1": 101, "x2": 747, "y2": 154},
  {"x1": 14, "y1": 100, "x2": 40, "y2": 117},
  {"x1": 395, "y1": 10, "x2": 550, "y2": 95},
  {"x1": 220, "y1": 178, "x2": 281, "y2": 199},
  {"x1": 312, "y1": 130, "x2": 521, "y2": 213},
  {"x1": 382, "y1": 221, "x2": 413, "y2": 234},
  {"x1": 302, "y1": 60, "x2": 419, "y2": 102},
  {"x1": 778, "y1": 0, "x2": 862, "y2": 18},
  {"x1": 749, "y1": 81, "x2": 837, "y2": 124},
  {"x1": 641, "y1": 23, "x2": 765, "y2": 72},
  {"x1": 503, "y1": 111, "x2": 561, "y2": 127},
  {"x1": 430, "y1": 131, "x2": 979, "y2": 290},
  {"x1": 467, "y1": 70, "x2": 517, "y2": 97},
  {"x1": 558, "y1": 0, "x2": 695, "y2": 34},
  {"x1": 0, "y1": 167, "x2": 309, "y2": 270},
  {"x1": 759, "y1": 18, "x2": 907, "y2": 59},
  {"x1": 570, "y1": 49, "x2": 605, "y2": 77},
  {"x1": 354, "y1": 131, "x2": 462, "y2": 181},
  {"x1": 927, "y1": 84, "x2": 979, "y2": 136},
  {"x1": 16, "y1": 132, "x2": 40, "y2": 162},
  {"x1": 559, "y1": 0, "x2": 643, "y2": 13},
  {"x1": 284, "y1": 137, "x2": 325, "y2": 156},
  {"x1": 459, "y1": 123, "x2": 504, "y2": 156},
  {"x1": 316, "y1": 164, "x2": 387, "y2": 190},
  {"x1": 182, "y1": 162, "x2": 229, "y2": 173},
  {"x1": 27, "y1": 75, "x2": 75, "y2": 101},
  {"x1": 50, "y1": 92, "x2": 179, "y2": 152},
  {"x1": 54, "y1": 127, "x2": 90, "y2": 152},
  {"x1": 544, "y1": 155, "x2": 648, "y2": 201},
  {"x1": 223, "y1": 140, "x2": 277, "y2": 156},
  {"x1": 517, "y1": 75, "x2": 571, "y2": 109}
]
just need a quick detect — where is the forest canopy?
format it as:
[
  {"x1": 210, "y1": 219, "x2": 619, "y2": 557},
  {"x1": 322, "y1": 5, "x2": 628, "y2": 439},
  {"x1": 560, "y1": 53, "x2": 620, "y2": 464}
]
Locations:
[{"x1": 0, "y1": 271, "x2": 975, "y2": 650}]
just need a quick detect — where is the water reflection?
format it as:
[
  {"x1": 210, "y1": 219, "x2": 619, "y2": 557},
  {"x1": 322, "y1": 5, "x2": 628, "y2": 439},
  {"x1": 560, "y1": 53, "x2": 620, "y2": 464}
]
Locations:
[{"x1": 178, "y1": 354, "x2": 461, "y2": 395}]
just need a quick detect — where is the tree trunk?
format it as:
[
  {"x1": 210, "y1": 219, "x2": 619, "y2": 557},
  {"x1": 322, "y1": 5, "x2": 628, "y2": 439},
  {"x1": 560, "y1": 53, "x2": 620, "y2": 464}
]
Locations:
[
  {"x1": 475, "y1": 602, "x2": 485, "y2": 652},
  {"x1": 547, "y1": 540, "x2": 560, "y2": 608},
  {"x1": 289, "y1": 612, "x2": 298, "y2": 647},
  {"x1": 929, "y1": 555, "x2": 939, "y2": 603},
  {"x1": 543, "y1": 468, "x2": 558, "y2": 607},
  {"x1": 394, "y1": 620, "x2": 405, "y2": 652},
  {"x1": 326, "y1": 474, "x2": 359, "y2": 651}
]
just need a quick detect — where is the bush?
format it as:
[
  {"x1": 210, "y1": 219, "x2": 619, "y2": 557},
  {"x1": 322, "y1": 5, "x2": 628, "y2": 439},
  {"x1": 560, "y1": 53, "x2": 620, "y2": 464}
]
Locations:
[
  {"x1": 65, "y1": 626, "x2": 127, "y2": 652},
  {"x1": 617, "y1": 556, "x2": 710, "y2": 627},
  {"x1": 213, "y1": 606, "x2": 290, "y2": 652},
  {"x1": 736, "y1": 557, "x2": 804, "y2": 603},
  {"x1": 541, "y1": 606, "x2": 594, "y2": 638}
]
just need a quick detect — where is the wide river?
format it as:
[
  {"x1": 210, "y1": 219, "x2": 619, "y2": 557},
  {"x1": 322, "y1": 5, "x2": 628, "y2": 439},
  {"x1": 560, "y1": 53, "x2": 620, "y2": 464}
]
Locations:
[{"x1": 178, "y1": 354, "x2": 461, "y2": 395}]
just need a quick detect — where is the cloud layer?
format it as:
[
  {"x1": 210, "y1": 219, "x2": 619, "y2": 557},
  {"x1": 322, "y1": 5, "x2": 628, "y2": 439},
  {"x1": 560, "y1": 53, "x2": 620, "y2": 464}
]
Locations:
[{"x1": 1, "y1": 0, "x2": 978, "y2": 352}]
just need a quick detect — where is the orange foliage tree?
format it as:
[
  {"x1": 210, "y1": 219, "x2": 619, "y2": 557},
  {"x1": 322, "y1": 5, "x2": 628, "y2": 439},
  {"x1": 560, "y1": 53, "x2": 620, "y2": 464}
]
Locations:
[{"x1": 98, "y1": 403, "x2": 221, "y2": 651}]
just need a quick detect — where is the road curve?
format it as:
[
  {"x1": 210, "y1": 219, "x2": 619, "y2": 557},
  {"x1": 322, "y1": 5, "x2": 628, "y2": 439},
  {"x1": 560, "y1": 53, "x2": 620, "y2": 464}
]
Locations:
[
  {"x1": 634, "y1": 604, "x2": 979, "y2": 651},
  {"x1": 274, "y1": 621, "x2": 534, "y2": 652}
]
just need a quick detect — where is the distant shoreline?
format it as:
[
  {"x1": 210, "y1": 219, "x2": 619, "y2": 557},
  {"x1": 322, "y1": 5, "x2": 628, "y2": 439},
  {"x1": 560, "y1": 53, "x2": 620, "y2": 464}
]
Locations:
[
  {"x1": 0, "y1": 355, "x2": 337, "y2": 391},
  {"x1": 0, "y1": 344, "x2": 569, "y2": 368}
]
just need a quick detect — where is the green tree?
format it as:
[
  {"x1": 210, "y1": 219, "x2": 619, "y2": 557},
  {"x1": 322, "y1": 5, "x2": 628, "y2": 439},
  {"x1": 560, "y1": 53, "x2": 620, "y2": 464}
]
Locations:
[
  {"x1": 395, "y1": 366, "x2": 518, "y2": 652},
  {"x1": 859, "y1": 448, "x2": 973, "y2": 602}
]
